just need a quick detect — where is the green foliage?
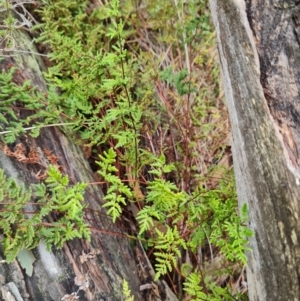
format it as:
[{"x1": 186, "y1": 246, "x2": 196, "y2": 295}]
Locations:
[
  {"x1": 34, "y1": 0, "x2": 142, "y2": 152},
  {"x1": 0, "y1": 0, "x2": 253, "y2": 300},
  {"x1": 154, "y1": 226, "x2": 186, "y2": 280},
  {"x1": 184, "y1": 271, "x2": 248, "y2": 301},
  {"x1": 0, "y1": 166, "x2": 90, "y2": 263},
  {"x1": 96, "y1": 148, "x2": 133, "y2": 222},
  {"x1": 184, "y1": 273, "x2": 209, "y2": 300},
  {"x1": 183, "y1": 272, "x2": 233, "y2": 301},
  {"x1": 160, "y1": 67, "x2": 194, "y2": 96},
  {"x1": 122, "y1": 279, "x2": 134, "y2": 301},
  {"x1": 184, "y1": 179, "x2": 252, "y2": 265},
  {"x1": 0, "y1": 66, "x2": 67, "y2": 143},
  {"x1": 140, "y1": 168, "x2": 252, "y2": 282},
  {"x1": 118, "y1": 153, "x2": 251, "y2": 289}
]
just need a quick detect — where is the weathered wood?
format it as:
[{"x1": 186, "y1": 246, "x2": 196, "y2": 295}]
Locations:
[
  {"x1": 209, "y1": 0, "x2": 300, "y2": 300},
  {"x1": 0, "y1": 15, "x2": 148, "y2": 301}
]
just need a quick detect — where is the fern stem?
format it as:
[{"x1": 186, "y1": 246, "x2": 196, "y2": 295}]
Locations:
[{"x1": 117, "y1": 34, "x2": 139, "y2": 180}]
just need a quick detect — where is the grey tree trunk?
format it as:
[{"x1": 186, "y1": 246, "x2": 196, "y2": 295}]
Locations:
[
  {"x1": 0, "y1": 12, "x2": 178, "y2": 301},
  {"x1": 209, "y1": 0, "x2": 300, "y2": 300}
]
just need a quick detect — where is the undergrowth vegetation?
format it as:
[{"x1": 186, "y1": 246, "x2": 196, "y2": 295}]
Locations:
[
  {"x1": 0, "y1": 0, "x2": 252, "y2": 300},
  {"x1": 0, "y1": 166, "x2": 90, "y2": 263}
]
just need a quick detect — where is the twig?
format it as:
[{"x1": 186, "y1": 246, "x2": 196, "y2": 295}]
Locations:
[{"x1": 0, "y1": 123, "x2": 75, "y2": 135}]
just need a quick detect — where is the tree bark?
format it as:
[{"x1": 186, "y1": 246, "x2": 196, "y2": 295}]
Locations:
[
  {"x1": 209, "y1": 0, "x2": 300, "y2": 300},
  {"x1": 0, "y1": 13, "x2": 178, "y2": 301}
]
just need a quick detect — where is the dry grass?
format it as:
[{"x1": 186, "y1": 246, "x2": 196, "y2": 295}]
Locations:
[{"x1": 130, "y1": 1, "x2": 231, "y2": 191}]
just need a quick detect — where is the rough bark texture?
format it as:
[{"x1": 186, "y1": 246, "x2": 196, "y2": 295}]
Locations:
[
  {"x1": 0, "y1": 14, "x2": 178, "y2": 301},
  {"x1": 209, "y1": 0, "x2": 300, "y2": 300}
]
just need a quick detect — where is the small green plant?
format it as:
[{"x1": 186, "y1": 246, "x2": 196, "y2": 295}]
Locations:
[
  {"x1": 153, "y1": 226, "x2": 187, "y2": 280},
  {"x1": 96, "y1": 148, "x2": 251, "y2": 284},
  {"x1": 0, "y1": 66, "x2": 68, "y2": 143},
  {"x1": 183, "y1": 272, "x2": 233, "y2": 301},
  {"x1": 184, "y1": 272, "x2": 210, "y2": 301},
  {"x1": 0, "y1": 166, "x2": 90, "y2": 262},
  {"x1": 122, "y1": 280, "x2": 134, "y2": 301},
  {"x1": 96, "y1": 148, "x2": 133, "y2": 222},
  {"x1": 0, "y1": 0, "x2": 253, "y2": 299}
]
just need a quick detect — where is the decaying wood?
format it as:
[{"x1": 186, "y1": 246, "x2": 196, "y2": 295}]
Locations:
[
  {"x1": 209, "y1": 0, "x2": 300, "y2": 300},
  {"x1": 0, "y1": 13, "x2": 178, "y2": 301}
]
